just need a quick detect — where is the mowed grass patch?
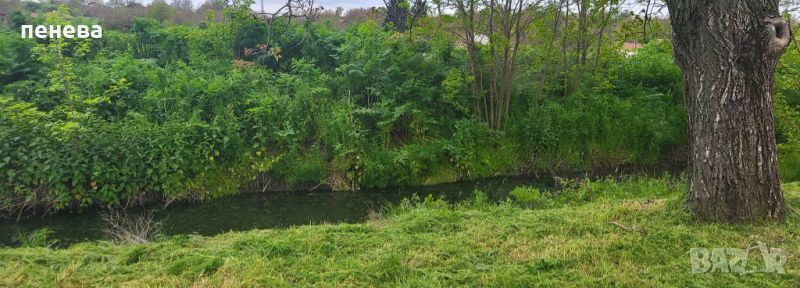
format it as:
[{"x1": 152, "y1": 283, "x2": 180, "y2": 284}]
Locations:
[{"x1": 2, "y1": 177, "x2": 800, "y2": 287}]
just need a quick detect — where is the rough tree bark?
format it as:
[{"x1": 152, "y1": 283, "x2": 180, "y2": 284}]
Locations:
[{"x1": 667, "y1": 0, "x2": 791, "y2": 222}]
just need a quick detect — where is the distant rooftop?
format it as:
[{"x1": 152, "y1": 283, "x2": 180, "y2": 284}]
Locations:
[{"x1": 623, "y1": 42, "x2": 644, "y2": 50}]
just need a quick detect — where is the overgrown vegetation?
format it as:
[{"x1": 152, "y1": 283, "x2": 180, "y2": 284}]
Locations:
[
  {"x1": 0, "y1": 1, "x2": 798, "y2": 214},
  {"x1": 12, "y1": 228, "x2": 58, "y2": 248},
  {"x1": 2, "y1": 177, "x2": 799, "y2": 286}
]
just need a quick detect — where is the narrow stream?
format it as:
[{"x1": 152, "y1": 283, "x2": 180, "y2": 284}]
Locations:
[{"x1": 0, "y1": 177, "x2": 551, "y2": 247}]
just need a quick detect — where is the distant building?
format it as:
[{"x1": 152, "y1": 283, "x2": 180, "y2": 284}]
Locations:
[
  {"x1": 623, "y1": 42, "x2": 644, "y2": 50},
  {"x1": 622, "y1": 42, "x2": 644, "y2": 56},
  {"x1": 454, "y1": 34, "x2": 490, "y2": 48},
  {"x1": 474, "y1": 34, "x2": 489, "y2": 45}
]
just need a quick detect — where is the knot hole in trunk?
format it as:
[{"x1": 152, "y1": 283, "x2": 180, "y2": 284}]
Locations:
[{"x1": 766, "y1": 18, "x2": 790, "y2": 54}]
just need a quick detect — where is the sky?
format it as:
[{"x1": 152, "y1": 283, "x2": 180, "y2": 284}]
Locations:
[
  {"x1": 130, "y1": 0, "x2": 663, "y2": 16},
  {"x1": 136, "y1": 0, "x2": 387, "y2": 12},
  {"x1": 260, "y1": 0, "x2": 385, "y2": 11}
]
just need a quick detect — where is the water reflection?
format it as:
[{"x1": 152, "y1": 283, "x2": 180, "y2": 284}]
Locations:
[{"x1": 0, "y1": 177, "x2": 550, "y2": 246}]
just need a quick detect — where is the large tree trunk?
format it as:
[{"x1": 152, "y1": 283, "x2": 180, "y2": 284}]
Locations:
[{"x1": 668, "y1": 1, "x2": 791, "y2": 222}]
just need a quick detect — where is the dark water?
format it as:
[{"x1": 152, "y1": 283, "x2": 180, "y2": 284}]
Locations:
[{"x1": 0, "y1": 177, "x2": 550, "y2": 247}]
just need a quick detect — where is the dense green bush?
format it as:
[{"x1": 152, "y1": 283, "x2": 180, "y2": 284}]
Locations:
[
  {"x1": 0, "y1": 34, "x2": 41, "y2": 91},
  {"x1": 447, "y1": 119, "x2": 518, "y2": 179},
  {"x1": 775, "y1": 95, "x2": 800, "y2": 182},
  {"x1": 0, "y1": 100, "x2": 236, "y2": 210},
  {"x1": 613, "y1": 40, "x2": 682, "y2": 98},
  {"x1": 514, "y1": 92, "x2": 686, "y2": 171},
  {"x1": 776, "y1": 43, "x2": 800, "y2": 182},
  {"x1": 1, "y1": 2, "x2": 796, "y2": 213}
]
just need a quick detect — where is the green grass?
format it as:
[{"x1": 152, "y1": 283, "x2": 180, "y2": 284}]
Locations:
[{"x1": 2, "y1": 178, "x2": 800, "y2": 287}]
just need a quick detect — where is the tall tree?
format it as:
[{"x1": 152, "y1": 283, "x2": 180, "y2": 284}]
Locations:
[
  {"x1": 0, "y1": 0, "x2": 20, "y2": 29},
  {"x1": 148, "y1": 0, "x2": 174, "y2": 24},
  {"x1": 451, "y1": 0, "x2": 537, "y2": 130},
  {"x1": 170, "y1": 0, "x2": 194, "y2": 11},
  {"x1": 668, "y1": 1, "x2": 791, "y2": 222},
  {"x1": 124, "y1": 0, "x2": 142, "y2": 7},
  {"x1": 32, "y1": 6, "x2": 91, "y2": 115},
  {"x1": 107, "y1": 0, "x2": 126, "y2": 8},
  {"x1": 637, "y1": 0, "x2": 665, "y2": 43},
  {"x1": 383, "y1": 0, "x2": 427, "y2": 32}
]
